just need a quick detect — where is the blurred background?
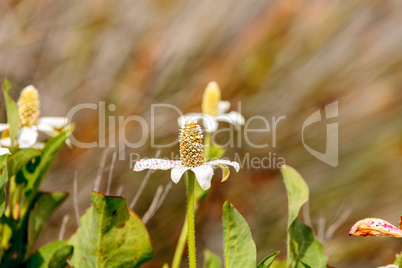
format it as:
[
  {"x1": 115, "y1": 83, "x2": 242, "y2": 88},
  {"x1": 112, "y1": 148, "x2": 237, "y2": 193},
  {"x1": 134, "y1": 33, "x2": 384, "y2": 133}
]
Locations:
[{"x1": 1, "y1": 0, "x2": 402, "y2": 267}]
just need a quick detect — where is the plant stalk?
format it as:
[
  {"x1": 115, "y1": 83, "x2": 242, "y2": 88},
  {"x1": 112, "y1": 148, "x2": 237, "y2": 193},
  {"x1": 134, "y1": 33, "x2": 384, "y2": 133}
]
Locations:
[
  {"x1": 187, "y1": 171, "x2": 197, "y2": 268},
  {"x1": 171, "y1": 215, "x2": 188, "y2": 268}
]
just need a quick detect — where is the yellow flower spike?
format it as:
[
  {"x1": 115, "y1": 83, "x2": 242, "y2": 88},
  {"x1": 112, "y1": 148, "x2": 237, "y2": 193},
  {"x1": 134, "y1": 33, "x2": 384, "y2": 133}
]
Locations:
[
  {"x1": 201, "y1": 81, "x2": 221, "y2": 116},
  {"x1": 17, "y1": 85, "x2": 40, "y2": 127},
  {"x1": 179, "y1": 121, "x2": 204, "y2": 167}
]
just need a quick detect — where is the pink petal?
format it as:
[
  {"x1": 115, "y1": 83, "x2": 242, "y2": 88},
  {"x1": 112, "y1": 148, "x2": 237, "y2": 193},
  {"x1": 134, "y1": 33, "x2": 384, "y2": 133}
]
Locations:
[
  {"x1": 133, "y1": 159, "x2": 181, "y2": 172},
  {"x1": 349, "y1": 218, "x2": 402, "y2": 237}
]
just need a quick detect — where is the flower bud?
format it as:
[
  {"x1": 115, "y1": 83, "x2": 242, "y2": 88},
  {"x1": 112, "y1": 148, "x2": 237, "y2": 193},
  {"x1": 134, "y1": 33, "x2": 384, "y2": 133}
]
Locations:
[
  {"x1": 349, "y1": 217, "x2": 402, "y2": 237},
  {"x1": 202, "y1": 81, "x2": 221, "y2": 116},
  {"x1": 17, "y1": 85, "x2": 40, "y2": 127}
]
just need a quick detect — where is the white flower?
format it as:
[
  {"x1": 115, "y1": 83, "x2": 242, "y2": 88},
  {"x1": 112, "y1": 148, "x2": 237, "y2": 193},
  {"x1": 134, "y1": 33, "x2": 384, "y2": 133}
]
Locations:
[
  {"x1": 0, "y1": 146, "x2": 11, "y2": 156},
  {"x1": 0, "y1": 85, "x2": 68, "y2": 148},
  {"x1": 177, "y1": 81, "x2": 245, "y2": 133},
  {"x1": 133, "y1": 121, "x2": 239, "y2": 190},
  {"x1": 134, "y1": 158, "x2": 239, "y2": 190}
]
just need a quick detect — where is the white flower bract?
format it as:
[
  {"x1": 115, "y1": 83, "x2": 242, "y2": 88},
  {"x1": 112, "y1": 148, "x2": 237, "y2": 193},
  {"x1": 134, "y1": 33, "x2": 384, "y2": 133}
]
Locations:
[
  {"x1": 134, "y1": 158, "x2": 239, "y2": 190},
  {"x1": 0, "y1": 146, "x2": 10, "y2": 155}
]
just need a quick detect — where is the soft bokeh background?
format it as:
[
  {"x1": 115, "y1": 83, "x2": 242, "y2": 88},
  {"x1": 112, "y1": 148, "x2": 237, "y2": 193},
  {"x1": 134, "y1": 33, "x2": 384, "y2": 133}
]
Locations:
[{"x1": 1, "y1": 0, "x2": 402, "y2": 267}]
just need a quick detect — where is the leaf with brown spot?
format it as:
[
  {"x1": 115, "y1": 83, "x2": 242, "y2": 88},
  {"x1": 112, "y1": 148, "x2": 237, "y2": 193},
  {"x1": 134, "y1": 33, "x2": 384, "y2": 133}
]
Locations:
[{"x1": 68, "y1": 191, "x2": 153, "y2": 267}]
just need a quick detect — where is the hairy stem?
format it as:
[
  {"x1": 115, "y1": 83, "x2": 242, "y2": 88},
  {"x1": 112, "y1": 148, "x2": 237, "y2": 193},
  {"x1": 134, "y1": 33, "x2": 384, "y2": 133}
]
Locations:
[
  {"x1": 171, "y1": 215, "x2": 188, "y2": 268},
  {"x1": 187, "y1": 171, "x2": 197, "y2": 268}
]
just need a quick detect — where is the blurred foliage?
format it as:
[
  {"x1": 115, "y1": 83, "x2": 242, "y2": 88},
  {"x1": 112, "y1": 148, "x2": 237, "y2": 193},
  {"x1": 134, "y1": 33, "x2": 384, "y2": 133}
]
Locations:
[{"x1": 0, "y1": 0, "x2": 401, "y2": 267}]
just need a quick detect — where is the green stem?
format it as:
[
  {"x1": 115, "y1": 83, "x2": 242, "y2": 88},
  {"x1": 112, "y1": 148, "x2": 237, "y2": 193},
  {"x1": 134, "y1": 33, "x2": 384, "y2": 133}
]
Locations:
[
  {"x1": 171, "y1": 215, "x2": 188, "y2": 268},
  {"x1": 172, "y1": 132, "x2": 211, "y2": 268},
  {"x1": 187, "y1": 171, "x2": 197, "y2": 268},
  {"x1": 5, "y1": 175, "x2": 16, "y2": 218},
  {"x1": 286, "y1": 212, "x2": 292, "y2": 267},
  {"x1": 286, "y1": 233, "x2": 291, "y2": 268},
  {"x1": 394, "y1": 251, "x2": 402, "y2": 268}
]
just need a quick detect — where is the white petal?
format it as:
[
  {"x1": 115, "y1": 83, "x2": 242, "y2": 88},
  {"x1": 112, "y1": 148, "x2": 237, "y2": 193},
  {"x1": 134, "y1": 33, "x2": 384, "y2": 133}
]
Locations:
[
  {"x1": 191, "y1": 164, "x2": 214, "y2": 190},
  {"x1": 38, "y1": 117, "x2": 68, "y2": 129},
  {"x1": 0, "y1": 124, "x2": 9, "y2": 132},
  {"x1": 18, "y1": 126, "x2": 39, "y2": 148},
  {"x1": 37, "y1": 117, "x2": 68, "y2": 136},
  {"x1": 215, "y1": 111, "x2": 245, "y2": 130},
  {"x1": 202, "y1": 115, "x2": 218, "y2": 133},
  {"x1": 31, "y1": 142, "x2": 46, "y2": 150},
  {"x1": 36, "y1": 122, "x2": 54, "y2": 133},
  {"x1": 218, "y1": 101, "x2": 231, "y2": 115},
  {"x1": 171, "y1": 166, "x2": 190, "y2": 184},
  {"x1": 177, "y1": 113, "x2": 203, "y2": 127},
  {"x1": 0, "y1": 137, "x2": 11, "y2": 147},
  {"x1": 0, "y1": 147, "x2": 10, "y2": 155},
  {"x1": 133, "y1": 159, "x2": 181, "y2": 172},
  {"x1": 207, "y1": 159, "x2": 240, "y2": 172}
]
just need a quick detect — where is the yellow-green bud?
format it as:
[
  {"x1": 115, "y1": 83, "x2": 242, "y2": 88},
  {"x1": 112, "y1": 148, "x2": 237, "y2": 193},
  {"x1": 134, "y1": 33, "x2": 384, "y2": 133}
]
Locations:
[
  {"x1": 17, "y1": 85, "x2": 40, "y2": 127},
  {"x1": 202, "y1": 81, "x2": 221, "y2": 116}
]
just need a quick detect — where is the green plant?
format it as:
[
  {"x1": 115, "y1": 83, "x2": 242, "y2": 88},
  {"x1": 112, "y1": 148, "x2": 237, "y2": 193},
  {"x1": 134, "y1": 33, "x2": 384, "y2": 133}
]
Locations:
[{"x1": 1, "y1": 80, "x2": 332, "y2": 268}]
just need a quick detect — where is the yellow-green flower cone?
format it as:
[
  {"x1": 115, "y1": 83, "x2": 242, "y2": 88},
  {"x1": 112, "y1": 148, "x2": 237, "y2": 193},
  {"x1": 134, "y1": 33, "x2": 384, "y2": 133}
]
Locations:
[
  {"x1": 201, "y1": 81, "x2": 221, "y2": 116},
  {"x1": 17, "y1": 85, "x2": 40, "y2": 127}
]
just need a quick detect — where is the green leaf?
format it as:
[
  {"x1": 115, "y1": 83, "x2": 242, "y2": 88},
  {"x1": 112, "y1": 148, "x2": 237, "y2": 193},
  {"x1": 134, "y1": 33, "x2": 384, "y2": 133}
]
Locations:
[
  {"x1": 3, "y1": 79, "x2": 20, "y2": 147},
  {"x1": 3, "y1": 78, "x2": 11, "y2": 92},
  {"x1": 0, "y1": 158, "x2": 9, "y2": 216},
  {"x1": 222, "y1": 201, "x2": 256, "y2": 268},
  {"x1": 393, "y1": 252, "x2": 402, "y2": 266},
  {"x1": 68, "y1": 191, "x2": 153, "y2": 267},
  {"x1": 48, "y1": 243, "x2": 73, "y2": 268},
  {"x1": 204, "y1": 250, "x2": 222, "y2": 268},
  {"x1": 24, "y1": 128, "x2": 71, "y2": 200},
  {"x1": 218, "y1": 164, "x2": 230, "y2": 183},
  {"x1": 162, "y1": 264, "x2": 169, "y2": 268},
  {"x1": 0, "y1": 154, "x2": 8, "y2": 169},
  {"x1": 27, "y1": 192, "x2": 69, "y2": 257},
  {"x1": 27, "y1": 240, "x2": 73, "y2": 268},
  {"x1": 7, "y1": 148, "x2": 42, "y2": 178},
  {"x1": 257, "y1": 251, "x2": 280, "y2": 268},
  {"x1": 280, "y1": 165, "x2": 311, "y2": 267},
  {"x1": 269, "y1": 259, "x2": 287, "y2": 268},
  {"x1": 289, "y1": 220, "x2": 328, "y2": 268},
  {"x1": 280, "y1": 165, "x2": 309, "y2": 228},
  {"x1": 209, "y1": 143, "x2": 226, "y2": 160}
]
